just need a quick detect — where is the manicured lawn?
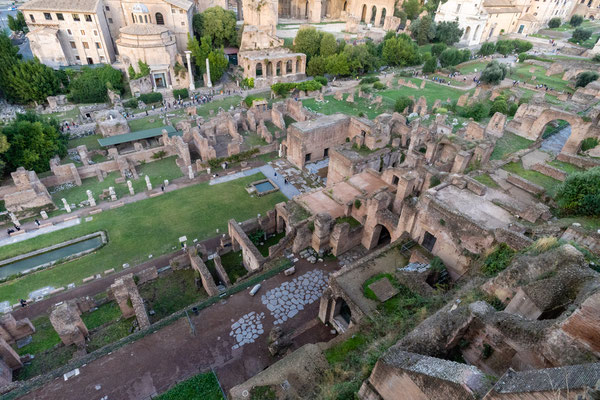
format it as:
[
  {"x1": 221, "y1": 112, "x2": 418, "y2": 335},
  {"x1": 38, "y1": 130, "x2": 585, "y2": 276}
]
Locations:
[
  {"x1": 68, "y1": 134, "x2": 103, "y2": 151},
  {"x1": 509, "y1": 65, "x2": 573, "y2": 93},
  {"x1": 81, "y1": 302, "x2": 122, "y2": 330},
  {"x1": 503, "y1": 161, "x2": 562, "y2": 197},
  {"x1": 458, "y1": 61, "x2": 489, "y2": 74},
  {"x1": 474, "y1": 174, "x2": 500, "y2": 189},
  {"x1": 548, "y1": 159, "x2": 584, "y2": 174},
  {"x1": 49, "y1": 157, "x2": 183, "y2": 207},
  {"x1": 154, "y1": 371, "x2": 224, "y2": 400},
  {"x1": 128, "y1": 117, "x2": 166, "y2": 132},
  {"x1": 0, "y1": 173, "x2": 287, "y2": 303},
  {"x1": 490, "y1": 132, "x2": 533, "y2": 160},
  {"x1": 139, "y1": 269, "x2": 208, "y2": 323}
]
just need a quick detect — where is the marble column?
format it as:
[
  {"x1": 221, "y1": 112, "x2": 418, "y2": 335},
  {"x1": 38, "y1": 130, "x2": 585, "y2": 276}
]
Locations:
[
  {"x1": 185, "y1": 51, "x2": 195, "y2": 91},
  {"x1": 205, "y1": 58, "x2": 212, "y2": 88}
]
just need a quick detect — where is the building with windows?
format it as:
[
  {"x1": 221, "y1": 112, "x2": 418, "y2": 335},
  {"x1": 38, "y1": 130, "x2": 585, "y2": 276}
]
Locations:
[
  {"x1": 435, "y1": 0, "x2": 577, "y2": 46},
  {"x1": 21, "y1": 0, "x2": 193, "y2": 90}
]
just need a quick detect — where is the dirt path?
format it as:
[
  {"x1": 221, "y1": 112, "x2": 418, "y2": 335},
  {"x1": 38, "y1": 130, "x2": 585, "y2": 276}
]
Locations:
[{"x1": 17, "y1": 259, "x2": 338, "y2": 400}]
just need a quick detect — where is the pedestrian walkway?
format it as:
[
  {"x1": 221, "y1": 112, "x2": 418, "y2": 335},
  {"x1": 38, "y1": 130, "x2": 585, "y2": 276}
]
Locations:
[
  {"x1": 0, "y1": 218, "x2": 81, "y2": 247},
  {"x1": 208, "y1": 164, "x2": 301, "y2": 199}
]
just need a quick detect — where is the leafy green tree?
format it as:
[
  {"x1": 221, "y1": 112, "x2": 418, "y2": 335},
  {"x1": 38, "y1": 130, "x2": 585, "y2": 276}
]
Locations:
[
  {"x1": 459, "y1": 101, "x2": 490, "y2": 121},
  {"x1": 382, "y1": 34, "x2": 421, "y2": 66},
  {"x1": 8, "y1": 12, "x2": 27, "y2": 33},
  {"x1": 197, "y1": 7, "x2": 237, "y2": 47},
  {"x1": 325, "y1": 53, "x2": 350, "y2": 76},
  {"x1": 394, "y1": 8, "x2": 407, "y2": 25},
  {"x1": 188, "y1": 34, "x2": 212, "y2": 76},
  {"x1": 68, "y1": 65, "x2": 123, "y2": 103},
  {"x1": 572, "y1": 27, "x2": 592, "y2": 42},
  {"x1": 343, "y1": 44, "x2": 379, "y2": 75},
  {"x1": 0, "y1": 32, "x2": 21, "y2": 99},
  {"x1": 307, "y1": 56, "x2": 327, "y2": 76},
  {"x1": 438, "y1": 47, "x2": 468, "y2": 67},
  {"x1": 6, "y1": 59, "x2": 60, "y2": 104},
  {"x1": 320, "y1": 33, "x2": 337, "y2": 58},
  {"x1": 478, "y1": 42, "x2": 496, "y2": 56},
  {"x1": 513, "y1": 39, "x2": 533, "y2": 53},
  {"x1": 394, "y1": 96, "x2": 413, "y2": 113},
  {"x1": 0, "y1": 133, "x2": 9, "y2": 176},
  {"x1": 495, "y1": 40, "x2": 515, "y2": 56},
  {"x1": 575, "y1": 71, "x2": 599, "y2": 87},
  {"x1": 422, "y1": 54, "x2": 438, "y2": 73},
  {"x1": 192, "y1": 13, "x2": 203, "y2": 39},
  {"x1": 556, "y1": 167, "x2": 600, "y2": 216},
  {"x1": 490, "y1": 96, "x2": 509, "y2": 115},
  {"x1": 410, "y1": 15, "x2": 436, "y2": 45},
  {"x1": 434, "y1": 21, "x2": 463, "y2": 45},
  {"x1": 570, "y1": 14, "x2": 584, "y2": 27},
  {"x1": 479, "y1": 60, "x2": 509, "y2": 85},
  {"x1": 402, "y1": 0, "x2": 421, "y2": 20},
  {"x1": 1, "y1": 113, "x2": 67, "y2": 173},
  {"x1": 294, "y1": 27, "x2": 322, "y2": 61},
  {"x1": 431, "y1": 42, "x2": 447, "y2": 57},
  {"x1": 208, "y1": 48, "x2": 229, "y2": 83},
  {"x1": 548, "y1": 17, "x2": 561, "y2": 29}
]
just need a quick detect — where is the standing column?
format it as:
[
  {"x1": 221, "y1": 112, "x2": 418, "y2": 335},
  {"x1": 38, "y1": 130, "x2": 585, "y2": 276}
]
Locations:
[
  {"x1": 205, "y1": 58, "x2": 212, "y2": 88},
  {"x1": 185, "y1": 51, "x2": 195, "y2": 91}
]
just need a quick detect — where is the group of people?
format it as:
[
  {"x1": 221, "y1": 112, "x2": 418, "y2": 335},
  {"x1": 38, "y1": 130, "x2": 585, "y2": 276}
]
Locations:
[{"x1": 59, "y1": 121, "x2": 78, "y2": 132}]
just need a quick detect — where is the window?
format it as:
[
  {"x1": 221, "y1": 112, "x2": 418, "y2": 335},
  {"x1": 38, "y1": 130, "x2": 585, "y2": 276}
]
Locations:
[
  {"x1": 93, "y1": 30, "x2": 98, "y2": 35},
  {"x1": 57, "y1": 13, "x2": 64, "y2": 20},
  {"x1": 29, "y1": 14, "x2": 35, "y2": 22},
  {"x1": 100, "y1": 55, "x2": 105, "y2": 62},
  {"x1": 392, "y1": 176, "x2": 399, "y2": 185},
  {"x1": 73, "y1": 14, "x2": 80, "y2": 21},
  {"x1": 181, "y1": 21, "x2": 185, "y2": 26},
  {"x1": 82, "y1": 41, "x2": 89, "y2": 49},
  {"x1": 85, "y1": 14, "x2": 92, "y2": 22},
  {"x1": 75, "y1": 55, "x2": 80, "y2": 60},
  {"x1": 144, "y1": 15, "x2": 148, "y2": 23},
  {"x1": 422, "y1": 232, "x2": 437, "y2": 252},
  {"x1": 70, "y1": 41, "x2": 76, "y2": 49},
  {"x1": 105, "y1": 6, "x2": 110, "y2": 11},
  {"x1": 324, "y1": 148, "x2": 329, "y2": 157},
  {"x1": 95, "y1": 42, "x2": 101, "y2": 49},
  {"x1": 44, "y1": 12, "x2": 52, "y2": 20},
  {"x1": 305, "y1": 153, "x2": 311, "y2": 162},
  {"x1": 171, "y1": 8, "x2": 176, "y2": 13},
  {"x1": 155, "y1": 12, "x2": 164, "y2": 25},
  {"x1": 456, "y1": 4, "x2": 461, "y2": 12},
  {"x1": 81, "y1": 30, "x2": 86, "y2": 35},
  {"x1": 67, "y1": 29, "x2": 72, "y2": 35},
  {"x1": 108, "y1": 18, "x2": 113, "y2": 23}
]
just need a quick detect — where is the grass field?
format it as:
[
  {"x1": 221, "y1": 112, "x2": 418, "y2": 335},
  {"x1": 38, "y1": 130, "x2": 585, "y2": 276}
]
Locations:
[
  {"x1": 67, "y1": 134, "x2": 103, "y2": 151},
  {"x1": 490, "y1": 132, "x2": 533, "y2": 160},
  {"x1": 303, "y1": 81, "x2": 466, "y2": 118},
  {"x1": 154, "y1": 372, "x2": 224, "y2": 400},
  {"x1": 474, "y1": 174, "x2": 500, "y2": 189},
  {"x1": 458, "y1": 61, "x2": 489, "y2": 75},
  {"x1": 50, "y1": 157, "x2": 184, "y2": 207},
  {"x1": 548, "y1": 159, "x2": 584, "y2": 174},
  {"x1": 128, "y1": 117, "x2": 166, "y2": 132},
  {"x1": 0, "y1": 172, "x2": 287, "y2": 303},
  {"x1": 509, "y1": 65, "x2": 573, "y2": 93},
  {"x1": 503, "y1": 161, "x2": 562, "y2": 197}
]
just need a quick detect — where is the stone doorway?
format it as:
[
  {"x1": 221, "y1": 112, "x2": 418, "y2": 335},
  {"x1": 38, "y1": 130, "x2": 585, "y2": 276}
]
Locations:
[
  {"x1": 332, "y1": 297, "x2": 351, "y2": 333},
  {"x1": 540, "y1": 119, "x2": 571, "y2": 155},
  {"x1": 422, "y1": 231, "x2": 437, "y2": 252}
]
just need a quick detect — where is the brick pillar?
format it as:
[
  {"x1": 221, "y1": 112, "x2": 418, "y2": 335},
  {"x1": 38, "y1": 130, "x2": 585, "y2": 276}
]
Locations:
[{"x1": 393, "y1": 174, "x2": 416, "y2": 214}]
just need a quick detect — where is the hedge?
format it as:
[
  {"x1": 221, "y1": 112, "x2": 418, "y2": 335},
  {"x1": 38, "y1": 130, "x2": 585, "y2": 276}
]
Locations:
[
  {"x1": 173, "y1": 88, "x2": 189, "y2": 99},
  {"x1": 138, "y1": 92, "x2": 163, "y2": 104}
]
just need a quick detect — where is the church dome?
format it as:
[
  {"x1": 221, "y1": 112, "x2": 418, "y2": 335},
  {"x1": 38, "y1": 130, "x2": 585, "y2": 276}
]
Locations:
[{"x1": 132, "y1": 3, "x2": 149, "y2": 13}]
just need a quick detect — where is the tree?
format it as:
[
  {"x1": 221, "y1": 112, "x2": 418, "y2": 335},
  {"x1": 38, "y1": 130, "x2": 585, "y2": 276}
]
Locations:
[
  {"x1": 572, "y1": 27, "x2": 592, "y2": 43},
  {"x1": 434, "y1": 21, "x2": 463, "y2": 46},
  {"x1": 513, "y1": 39, "x2": 533, "y2": 53},
  {"x1": 570, "y1": 14, "x2": 584, "y2": 27},
  {"x1": 410, "y1": 15, "x2": 436, "y2": 45},
  {"x1": 343, "y1": 44, "x2": 380, "y2": 75},
  {"x1": 478, "y1": 42, "x2": 496, "y2": 56},
  {"x1": 188, "y1": 34, "x2": 211, "y2": 75},
  {"x1": 8, "y1": 12, "x2": 27, "y2": 33},
  {"x1": 479, "y1": 60, "x2": 509, "y2": 85},
  {"x1": 68, "y1": 65, "x2": 123, "y2": 103},
  {"x1": 294, "y1": 27, "x2": 322, "y2": 61},
  {"x1": 556, "y1": 167, "x2": 600, "y2": 216},
  {"x1": 394, "y1": 96, "x2": 413, "y2": 113},
  {"x1": 207, "y1": 48, "x2": 229, "y2": 83},
  {"x1": 402, "y1": 0, "x2": 421, "y2": 20},
  {"x1": 197, "y1": 7, "x2": 237, "y2": 47},
  {"x1": 548, "y1": 17, "x2": 561, "y2": 29},
  {"x1": 320, "y1": 33, "x2": 337, "y2": 58},
  {"x1": 438, "y1": 48, "x2": 467, "y2": 67},
  {"x1": 192, "y1": 13, "x2": 203, "y2": 39},
  {"x1": 575, "y1": 71, "x2": 599, "y2": 87},
  {"x1": 6, "y1": 59, "x2": 60, "y2": 104},
  {"x1": 0, "y1": 32, "x2": 21, "y2": 99},
  {"x1": 382, "y1": 34, "x2": 421, "y2": 66},
  {"x1": 431, "y1": 42, "x2": 447, "y2": 57},
  {"x1": 495, "y1": 40, "x2": 515, "y2": 56},
  {"x1": 307, "y1": 56, "x2": 327, "y2": 76},
  {"x1": 0, "y1": 113, "x2": 67, "y2": 173},
  {"x1": 0, "y1": 133, "x2": 9, "y2": 176},
  {"x1": 325, "y1": 53, "x2": 350, "y2": 76},
  {"x1": 490, "y1": 96, "x2": 509, "y2": 115},
  {"x1": 422, "y1": 54, "x2": 438, "y2": 73}
]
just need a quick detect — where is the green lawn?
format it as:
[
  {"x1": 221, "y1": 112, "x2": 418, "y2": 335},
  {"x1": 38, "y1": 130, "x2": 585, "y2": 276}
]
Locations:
[
  {"x1": 256, "y1": 232, "x2": 285, "y2": 257},
  {"x1": 50, "y1": 156, "x2": 183, "y2": 207},
  {"x1": 128, "y1": 117, "x2": 166, "y2": 132},
  {"x1": 548, "y1": 159, "x2": 583, "y2": 174},
  {"x1": 490, "y1": 132, "x2": 533, "y2": 160},
  {"x1": 474, "y1": 174, "x2": 500, "y2": 189},
  {"x1": 154, "y1": 371, "x2": 224, "y2": 400},
  {"x1": 81, "y1": 302, "x2": 122, "y2": 330},
  {"x1": 0, "y1": 173, "x2": 287, "y2": 303},
  {"x1": 86, "y1": 317, "x2": 134, "y2": 352},
  {"x1": 68, "y1": 134, "x2": 103, "y2": 151},
  {"x1": 196, "y1": 96, "x2": 243, "y2": 119},
  {"x1": 569, "y1": 33, "x2": 600, "y2": 49},
  {"x1": 14, "y1": 316, "x2": 61, "y2": 356},
  {"x1": 503, "y1": 161, "x2": 562, "y2": 197},
  {"x1": 458, "y1": 61, "x2": 489, "y2": 74},
  {"x1": 509, "y1": 65, "x2": 573, "y2": 93},
  {"x1": 206, "y1": 251, "x2": 247, "y2": 284},
  {"x1": 242, "y1": 132, "x2": 268, "y2": 148},
  {"x1": 14, "y1": 343, "x2": 76, "y2": 381},
  {"x1": 139, "y1": 269, "x2": 208, "y2": 323},
  {"x1": 303, "y1": 82, "x2": 466, "y2": 119}
]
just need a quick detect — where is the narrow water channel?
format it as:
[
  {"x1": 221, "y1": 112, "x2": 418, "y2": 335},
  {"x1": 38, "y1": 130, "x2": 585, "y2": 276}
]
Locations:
[{"x1": 0, "y1": 235, "x2": 104, "y2": 278}]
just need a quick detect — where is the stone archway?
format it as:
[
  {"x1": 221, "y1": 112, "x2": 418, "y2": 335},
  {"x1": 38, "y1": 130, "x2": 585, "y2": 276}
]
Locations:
[
  {"x1": 370, "y1": 5, "x2": 377, "y2": 24},
  {"x1": 463, "y1": 26, "x2": 472, "y2": 42},
  {"x1": 361, "y1": 4, "x2": 367, "y2": 22},
  {"x1": 256, "y1": 62, "x2": 263, "y2": 77},
  {"x1": 528, "y1": 109, "x2": 597, "y2": 154},
  {"x1": 286, "y1": 60, "x2": 293, "y2": 74},
  {"x1": 379, "y1": 8, "x2": 386, "y2": 26}
]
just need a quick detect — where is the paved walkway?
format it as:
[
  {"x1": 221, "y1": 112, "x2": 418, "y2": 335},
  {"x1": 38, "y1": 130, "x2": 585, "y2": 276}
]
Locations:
[
  {"x1": 19, "y1": 259, "x2": 338, "y2": 400},
  {"x1": 0, "y1": 218, "x2": 82, "y2": 247},
  {"x1": 209, "y1": 164, "x2": 301, "y2": 199}
]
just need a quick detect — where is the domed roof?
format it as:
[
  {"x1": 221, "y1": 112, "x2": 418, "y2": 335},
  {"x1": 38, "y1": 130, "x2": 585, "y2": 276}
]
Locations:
[{"x1": 132, "y1": 3, "x2": 149, "y2": 13}]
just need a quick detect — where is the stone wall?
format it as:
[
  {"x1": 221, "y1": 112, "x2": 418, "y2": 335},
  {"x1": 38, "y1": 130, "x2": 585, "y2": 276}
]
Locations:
[
  {"x1": 49, "y1": 301, "x2": 89, "y2": 346},
  {"x1": 561, "y1": 226, "x2": 600, "y2": 255},
  {"x1": 0, "y1": 314, "x2": 34, "y2": 345},
  {"x1": 189, "y1": 248, "x2": 219, "y2": 296},
  {"x1": 494, "y1": 228, "x2": 533, "y2": 251},
  {"x1": 228, "y1": 219, "x2": 266, "y2": 272},
  {"x1": 530, "y1": 163, "x2": 567, "y2": 181},
  {"x1": 506, "y1": 174, "x2": 545, "y2": 196},
  {"x1": 110, "y1": 274, "x2": 150, "y2": 330}
]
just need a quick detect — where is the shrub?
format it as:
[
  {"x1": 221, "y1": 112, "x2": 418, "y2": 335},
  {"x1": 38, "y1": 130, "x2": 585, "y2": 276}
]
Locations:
[
  {"x1": 422, "y1": 55, "x2": 438, "y2": 73},
  {"x1": 480, "y1": 60, "x2": 509, "y2": 85},
  {"x1": 495, "y1": 40, "x2": 515, "y2": 56},
  {"x1": 459, "y1": 101, "x2": 491, "y2": 121},
  {"x1": 151, "y1": 150, "x2": 167, "y2": 160},
  {"x1": 394, "y1": 96, "x2": 414, "y2": 113},
  {"x1": 373, "y1": 81, "x2": 386, "y2": 90},
  {"x1": 490, "y1": 97, "x2": 509, "y2": 115},
  {"x1": 123, "y1": 98, "x2": 138, "y2": 109},
  {"x1": 354, "y1": 199, "x2": 362, "y2": 209},
  {"x1": 431, "y1": 42, "x2": 447, "y2": 57},
  {"x1": 548, "y1": 17, "x2": 561, "y2": 29},
  {"x1": 271, "y1": 82, "x2": 297, "y2": 96},
  {"x1": 481, "y1": 243, "x2": 515, "y2": 276},
  {"x1": 138, "y1": 92, "x2": 163, "y2": 104},
  {"x1": 593, "y1": 54, "x2": 600, "y2": 62},
  {"x1": 314, "y1": 75, "x2": 328, "y2": 86},
  {"x1": 296, "y1": 80, "x2": 322, "y2": 92},
  {"x1": 241, "y1": 77, "x2": 254, "y2": 89},
  {"x1": 172, "y1": 88, "x2": 189, "y2": 99},
  {"x1": 575, "y1": 71, "x2": 599, "y2": 87},
  {"x1": 555, "y1": 167, "x2": 600, "y2": 216},
  {"x1": 513, "y1": 39, "x2": 533, "y2": 53},
  {"x1": 243, "y1": 95, "x2": 264, "y2": 107},
  {"x1": 570, "y1": 14, "x2": 584, "y2": 27},
  {"x1": 438, "y1": 48, "x2": 470, "y2": 68},
  {"x1": 360, "y1": 76, "x2": 379, "y2": 84},
  {"x1": 572, "y1": 27, "x2": 592, "y2": 43},
  {"x1": 430, "y1": 257, "x2": 446, "y2": 273},
  {"x1": 508, "y1": 102, "x2": 519, "y2": 116},
  {"x1": 429, "y1": 175, "x2": 441, "y2": 187},
  {"x1": 581, "y1": 137, "x2": 599, "y2": 152},
  {"x1": 478, "y1": 42, "x2": 496, "y2": 56}
]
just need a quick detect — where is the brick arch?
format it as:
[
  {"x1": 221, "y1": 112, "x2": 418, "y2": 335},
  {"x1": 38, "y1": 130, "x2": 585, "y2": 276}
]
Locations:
[{"x1": 529, "y1": 109, "x2": 596, "y2": 154}]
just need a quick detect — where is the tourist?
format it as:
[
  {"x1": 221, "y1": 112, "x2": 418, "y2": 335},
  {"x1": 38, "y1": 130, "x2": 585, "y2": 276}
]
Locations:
[
  {"x1": 19, "y1": 299, "x2": 27, "y2": 307},
  {"x1": 35, "y1": 219, "x2": 40, "y2": 226},
  {"x1": 161, "y1": 184, "x2": 165, "y2": 192}
]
